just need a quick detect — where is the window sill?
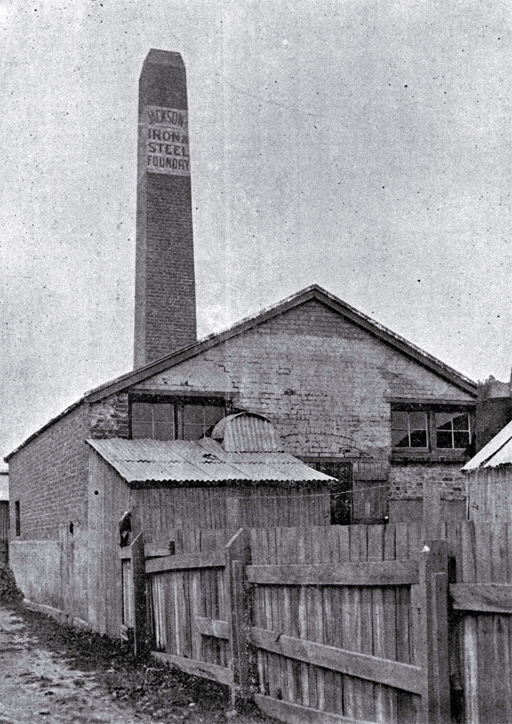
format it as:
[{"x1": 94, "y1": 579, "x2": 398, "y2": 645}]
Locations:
[{"x1": 390, "y1": 452, "x2": 469, "y2": 464}]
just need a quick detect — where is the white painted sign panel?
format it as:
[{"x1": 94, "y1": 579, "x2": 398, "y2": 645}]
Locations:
[{"x1": 145, "y1": 105, "x2": 190, "y2": 176}]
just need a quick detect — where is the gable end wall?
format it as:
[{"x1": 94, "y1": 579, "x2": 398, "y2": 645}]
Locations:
[
  {"x1": 135, "y1": 300, "x2": 474, "y2": 458},
  {"x1": 9, "y1": 404, "x2": 91, "y2": 540}
]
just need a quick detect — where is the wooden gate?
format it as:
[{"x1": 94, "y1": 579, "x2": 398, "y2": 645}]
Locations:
[
  {"x1": 450, "y1": 522, "x2": 512, "y2": 724},
  {"x1": 247, "y1": 525, "x2": 447, "y2": 724},
  {"x1": 124, "y1": 524, "x2": 460, "y2": 723}
]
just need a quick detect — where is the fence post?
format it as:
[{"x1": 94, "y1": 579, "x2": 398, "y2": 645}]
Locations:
[
  {"x1": 423, "y1": 479, "x2": 441, "y2": 540},
  {"x1": 225, "y1": 527, "x2": 252, "y2": 707},
  {"x1": 420, "y1": 539, "x2": 451, "y2": 724},
  {"x1": 131, "y1": 532, "x2": 147, "y2": 657}
]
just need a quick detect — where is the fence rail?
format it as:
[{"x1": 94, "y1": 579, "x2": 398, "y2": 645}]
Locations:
[{"x1": 121, "y1": 521, "x2": 512, "y2": 724}]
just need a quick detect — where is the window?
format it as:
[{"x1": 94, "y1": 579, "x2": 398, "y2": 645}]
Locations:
[
  {"x1": 435, "y1": 412, "x2": 471, "y2": 450},
  {"x1": 131, "y1": 401, "x2": 175, "y2": 440},
  {"x1": 391, "y1": 411, "x2": 428, "y2": 449},
  {"x1": 182, "y1": 403, "x2": 227, "y2": 440},
  {"x1": 391, "y1": 405, "x2": 473, "y2": 457},
  {"x1": 15, "y1": 501, "x2": 20, "y2": 537},
  {"x1": 130, "y1": 396, "x2": 227, "y2": 441}
]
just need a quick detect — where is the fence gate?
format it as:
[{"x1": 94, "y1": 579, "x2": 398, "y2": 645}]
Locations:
[
  {"x1": 450, "y1": 522, "x2": 512, "y2": 724},
  {"x1": 247, "y1": 526, "x2": 449, "y2": 724},
  {"x1": 124, "y1": 524, "x2": 465, "y2": 724}
]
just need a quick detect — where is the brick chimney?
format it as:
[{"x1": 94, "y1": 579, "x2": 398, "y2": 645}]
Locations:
[{"x1": 134, "y1": 49, "x2": 197, "y2": 368}]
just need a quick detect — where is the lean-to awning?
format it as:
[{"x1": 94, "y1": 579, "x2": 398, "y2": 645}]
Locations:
[{"x1": 86, "y1": 437, "x2": 335, "y2": 486}]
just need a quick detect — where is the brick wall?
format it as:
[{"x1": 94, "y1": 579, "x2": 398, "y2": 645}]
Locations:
[
  {"x1": 389, "y1": 463, "x2": 467, "y2": 502},
  {"x1": 8, "y1": 404, "x2": 90, "y2": 540},
  {"x1": 90, "y1": 393, "x2": 129, "y2": 439},
  {"x1": 138, "y1": 174, "x2": 196, "y2": 364},
  {"x1": 135, "y1": 298, "x2": 474, "y2": 501},
  {"x1": 9, "y1": 394, "x2": 131, "y2": 541},
  {"x1": 10, "y1": 298, "x2": 474, "y2": 540}
]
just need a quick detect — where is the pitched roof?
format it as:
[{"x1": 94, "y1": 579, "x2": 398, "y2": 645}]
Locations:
[
  {"x1": 84, "y1": 284, "x2": 477, "y2": 403},
  {"x1": 5, "y1": 284, "x2": 477, "y2": 461},
  {"x1": 463, "y1": 419, "x2": 512, "y2": 471},
  {"x1": 86, "y1": 437, "x2": 335, "y2": 485}
]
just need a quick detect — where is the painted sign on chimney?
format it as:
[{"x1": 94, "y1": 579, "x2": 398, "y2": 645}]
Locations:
[
  {"x1": 134, "y1": 49, "x2": 197, "y2": 369},
  {"x1": 146, "y1": 105, "x2": 190, "y2": 175}
]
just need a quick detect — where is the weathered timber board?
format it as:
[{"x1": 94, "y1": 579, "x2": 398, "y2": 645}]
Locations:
[
  {"x1": 451, "y1": 583, "x2": 512, "y2": 613},
  {"x1": 195, "y1": 616, "x2": 229, "y2": 640},
  {"x1": 247, "y1": 560, "x2": 419, "y2": 586},
  {"x1": 146, "y1": 551, "x2": 226, "y2": 574},
  {"x1": 255, "y1": 694, "x2": 378, "y2": 724},
  {"x1": 151, "y1": 651, "x2": 233, "y2": 686},
  {"x1": 250, "y1": 627, "x2": 423, "y2": 694}
]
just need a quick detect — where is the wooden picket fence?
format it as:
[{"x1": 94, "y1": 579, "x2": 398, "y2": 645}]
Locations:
[{"x1": 120, "y1": 522, "x2": 512, "y2": 724}]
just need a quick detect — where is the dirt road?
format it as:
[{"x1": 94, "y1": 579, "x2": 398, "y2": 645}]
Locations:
[
  {"x1": 0, "y1": 604, "x2": 272, "y2": 724},
  {"x1": 0, "y1": 605, "x2": 160, "y2": 724}
]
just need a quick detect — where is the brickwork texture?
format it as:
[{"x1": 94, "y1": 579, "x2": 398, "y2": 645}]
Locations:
[
  {"x1": 134, "y1": 50, "x2": 196, "y2": 368},
  {"x1": 136, "y1": 298, "x2": 474, "y2": 501},
  {"x1": 9, "y1": 404, "x2": 90, "y2": 540},
  {"x1": 10, "y1": 298, "x2": 474, "y2": 540}
]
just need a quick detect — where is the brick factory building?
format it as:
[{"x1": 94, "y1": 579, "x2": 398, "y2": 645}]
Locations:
[{"x1": 5, "y1": 50, "x2": 480, "y2": 633}]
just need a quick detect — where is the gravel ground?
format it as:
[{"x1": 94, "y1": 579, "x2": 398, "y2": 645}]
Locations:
[{"x1": 0, "y1": 568, "x2": 275, "y2": 724}]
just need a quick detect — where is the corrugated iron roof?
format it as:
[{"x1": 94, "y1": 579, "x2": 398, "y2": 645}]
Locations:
[
  {"x1": 463, "y1": 419, "x2": 512, "y2": 471},
  {"x1": 86, "y1": 438, "x2": 335, "y2": 485},
  {"x1": 211, "y1": 412, "x2": 282, "y2": 452}
]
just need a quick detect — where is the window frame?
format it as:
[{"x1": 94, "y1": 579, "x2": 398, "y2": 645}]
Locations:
[
  {"x1": 15, "y1": 500, "x2": 21, "y2": 537},
  {"x1": 129, "y1": 392, "x2": 231, "y2": 441},
  {"x1": 390, "y1": 402, "x2": 475, "y2": 461},
  {"x1": 391, "y1": 409, "x2": 429, "y2": 452}
]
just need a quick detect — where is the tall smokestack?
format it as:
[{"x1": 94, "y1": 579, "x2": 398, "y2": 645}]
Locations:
[{"x1": 134, "y1": 49, "x2": 197, "y2": 368}]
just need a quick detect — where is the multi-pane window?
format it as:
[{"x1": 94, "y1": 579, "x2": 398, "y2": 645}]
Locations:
[
  {"x1": 391, "y1": 411, "x2": 428, "y2": 449},
  {"x1": 131, "y1": 401, "x2": 175, "y2": 440},
  {"x1": 130, "y1": 397, "x2": 226, "y2": 441},
  {"x1": 435, "y1": 412, "x2": 471, "y2": 449},
  {"x1": 183, "y1": 404, "x2": 226, "y2": 440},
  {"x1": 391, "y1": 406, "x2": 473, "y2": 454}
]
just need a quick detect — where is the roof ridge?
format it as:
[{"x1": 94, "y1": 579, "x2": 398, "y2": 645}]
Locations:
[
  {"x1": 6, "y1": 283, "x2": 478, "y2": 461},
  {"x1": 84, "y1": 284, "x2": 476, "y2": 403}
]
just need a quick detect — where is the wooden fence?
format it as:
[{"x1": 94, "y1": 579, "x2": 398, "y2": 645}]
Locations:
[
  {"x1": 0, "y1": 500, "x2": 9, "y2": 566},
  {"x1": 450, "y1": 522, "x2": 512, "y2": 724},
  {"x1": 121, "y1": 522, "x2": 512, "y2": 724}
]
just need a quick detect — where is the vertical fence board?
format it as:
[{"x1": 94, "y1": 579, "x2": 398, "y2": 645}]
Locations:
[
  {"x1": 382, "y1": 525, "x2": 399, "y2": 724},
  {"x1": 190, "y1": 570, "x2": 202, "y2": 662},
  {"x1": 419, "y1": 539, "x2": 451, "y2": 724},
  {"x1": 143, "y1": 523, "x2": 512, "y2": 724},
  {"x1": 131, "y1": 532, "x2": 147, "y2": 657},
  {"x1": 349, "y1": 526, "x2": 365, "y2": 722},
  {"x1": 477, "y1": 614, "x2": 494, "y2": 724},
  {"x1": 460, "y1": 523, "x2": 478, "y2": 724},
  {"x1": 492, "y1": 615, "x2": 512, "y2": 724},
  {"x1": 367, "y1": 525, "x2": 383, "y2": 723}
]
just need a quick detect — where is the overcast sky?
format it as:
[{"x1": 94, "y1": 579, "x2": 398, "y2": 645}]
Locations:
[{"x1": 1, "y1": 0, "x2": 511, "y2": 459}]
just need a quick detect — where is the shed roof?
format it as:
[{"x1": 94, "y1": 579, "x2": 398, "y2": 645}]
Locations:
[
  {"x1": 86, "y1": 437, "x2": 335, "y2": 485},
  {"x1": 463, "y1": 419, "x2": 512, "y2": 471}
]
